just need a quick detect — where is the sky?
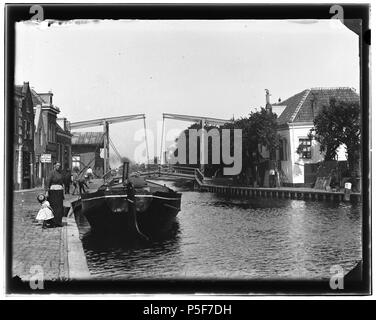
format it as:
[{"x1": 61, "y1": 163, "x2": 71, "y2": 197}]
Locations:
[{"x1": 15, "y1": 19, "x2": 359, "y2": 166}]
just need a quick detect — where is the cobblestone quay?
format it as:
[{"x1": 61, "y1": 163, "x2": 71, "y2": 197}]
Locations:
[{"x1": 12, "y1": 188, "x2": 81, "y2": 282}]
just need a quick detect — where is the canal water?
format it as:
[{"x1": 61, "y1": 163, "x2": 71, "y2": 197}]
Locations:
[{"x1": 76, "y1": 180, "x2": 362, "y2": 280}]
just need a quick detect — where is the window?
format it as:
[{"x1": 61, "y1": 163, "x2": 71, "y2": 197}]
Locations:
[
  {"x1": 48, "y1": 123, "x2": 55, "y2": 143},
  {"x1": 38, "y1": 129, "x2": 42, "y2": 145},
  {"x1": 28, "y1": 121, "x2": 32, "y2": 140},
  {"x1": 279, "y1": 139, "x2": 287, "y2": 161},
  {"x1": 72, "y1": 156, "x2": 81, "y2": 169},
  {"x1": 298, "y1": 138, "x2": 312, "y2": 159},
  {"x1": 23, "y1": 120, "x2": 27, "y2": 139}
]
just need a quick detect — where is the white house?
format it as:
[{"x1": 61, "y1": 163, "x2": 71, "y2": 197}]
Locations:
[{"x1": 271, "y1": 87, "x2": 359, "y2": 186}]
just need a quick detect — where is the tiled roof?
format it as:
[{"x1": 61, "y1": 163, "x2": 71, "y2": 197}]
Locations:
[
  {"x1": 14, "y1": 86, "x2": 23, "y2": 96},
  {"x1": 56, "y1": 123, "x2": 72, "y2": 136},
  {"x1": 276, "y1": 87, "x2": 360, "y2": 125},
  {"x1": 72, "y1": 132, "x2": 104, "y2": 146},
  {"x1": 14, "y1": 84, "x2": 28, "y2": 97}
]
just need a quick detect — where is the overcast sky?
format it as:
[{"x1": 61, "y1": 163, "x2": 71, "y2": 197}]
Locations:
[{"x1": 15, "y1": 19, "x2": 359, "y2": 165}]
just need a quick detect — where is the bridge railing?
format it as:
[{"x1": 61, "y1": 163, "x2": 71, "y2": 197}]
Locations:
[
  {"x1": 194, "y1": 168, "x2": 204, "y2": 185},
  {"x1": 157, "y1": 164, "x2": 196, "y2": 176}
]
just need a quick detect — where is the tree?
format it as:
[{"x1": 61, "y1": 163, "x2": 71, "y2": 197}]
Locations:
[
  {"x1": 223, "y1": 107, "x2": 280, "y2": 170},
  {"x1": 172, "y1": 107, "x2": 280, "y2": 177},
  {"x1": 309, "y1": 98, "x2": 361, "y2": 174},
  {"x1": 172, "y1": 122, "x2": 221, "y2": 176}
]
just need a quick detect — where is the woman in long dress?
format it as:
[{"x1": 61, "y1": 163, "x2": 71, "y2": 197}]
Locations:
[{"x1": 45, "y1": 162, "x2": 64, "y2": 227}]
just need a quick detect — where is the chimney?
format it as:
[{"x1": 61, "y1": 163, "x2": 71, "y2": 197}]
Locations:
[
  {"x1": 39, "y1": 92, "x2": 53, "y2": 106},
  {"x1": 48, "y1": 91, "x2": 53, "y2": 105},
  {"x1": 265, "y1": 89, "x2": 272, "y2": 114},
  {"x1": 66, "y1": 120, "x2": 71, "y2": 132}
]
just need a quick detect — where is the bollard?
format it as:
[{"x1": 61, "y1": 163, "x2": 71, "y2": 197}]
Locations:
[{"x1": 344, "y1": 182, "x2": 352, "y2": 201}]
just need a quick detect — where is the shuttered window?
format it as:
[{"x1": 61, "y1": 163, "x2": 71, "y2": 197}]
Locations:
[{"x1": 298, "y1": 138, "x2": 312, "y2": 159}]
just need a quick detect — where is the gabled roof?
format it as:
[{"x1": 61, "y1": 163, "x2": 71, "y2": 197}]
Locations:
[
  {"x1": 276, "y1": 87, "x2": 360, "y2": 126},
  {"x1": 56, "y1": 123, "x2": 72, "y2": 137},
  {"x1": 72, "y1": 132, "x2": 104, "y2": 147},
  {"x1": 30, "y1": 88, "x2": 45, "y2": 106},
  {"x1": 14, "y1": 86, "x2": 23, "y2": 97},
  {"x1": 14, "y1": 83, "x2": 29, "y2": 97}
]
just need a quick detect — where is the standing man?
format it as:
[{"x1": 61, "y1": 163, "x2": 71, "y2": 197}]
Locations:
[
  {"x1": 71, "y1": 167, "x2": 79, "y2": 195},
  {"x1": 45, "y1": 162, "x2": 64, "y2": 227},
  {"x1": 63, "y1": 168, "x2": 72, "y2": 195},
  {"x1": 78, "y1": 175, "x2": 89, "y2": 194},
  {"x1": 86, "y1": 166, "x2": 93, "y2": 182},
  {"x1": 269, "y1": 166, "x2": 276, "y2": 188}
]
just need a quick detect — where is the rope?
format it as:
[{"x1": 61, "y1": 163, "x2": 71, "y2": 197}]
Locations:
[
  {"x1": 143, "y1": 117, "x2": 150, "y2": 165},
  {"x1": 109, "y1": 136, "x2": 122, "y2": 162}
]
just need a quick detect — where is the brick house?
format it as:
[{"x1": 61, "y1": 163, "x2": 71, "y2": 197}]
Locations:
[
  {"x1": 14, "y1": 82, "x2": 35, "y2": 190},
  {"x1": 269, "y1": 87, "x2": 360, "y2": 186},
  {"x1": 56, "y1": 118, "x2": 73, "y2": 171},
  {"x1": 31, "y1": 90, "x2": 60, "y2": 186}
]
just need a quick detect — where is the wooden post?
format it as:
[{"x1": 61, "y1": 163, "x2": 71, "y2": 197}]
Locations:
[
  {"x1": 344, "y1": 182, "x2": 352, "y2": 202},
  {"x1": 143, "y1": 116, "x2": 150, "y2": 167},
  {"x1": 103, "y1": 121, "x2": 109, "y2": 174},
  {"x1": 200, "y1": 119, "x2": 205, "y2": 173}
]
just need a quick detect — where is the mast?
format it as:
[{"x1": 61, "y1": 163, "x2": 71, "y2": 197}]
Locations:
[{"x1": 103, "y1": 121, "x2": 109, "y2": 173}]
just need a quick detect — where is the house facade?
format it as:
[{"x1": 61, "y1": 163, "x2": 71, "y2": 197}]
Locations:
[
  {"x1": 71, "y1": 132, "x2": 104, "y2": 176},
  {"x1": 33, "y1": 103, "x2": 46, "y2": 186},
  {"x1": 272, "y1": 87, "x2": 359, "y2": 186},
  {"x1": 14, "y1": 82, "x2": 35, "y2": 190},
  {"x1": 31, "y1": 90, "x2": 61, "y2": 186},
  {"x1": 56, "y1": 118, "x2": 73, "y2": 170}
]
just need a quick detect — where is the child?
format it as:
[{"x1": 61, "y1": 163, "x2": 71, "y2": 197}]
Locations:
[
  {"x1": 36, "y1": 194, "x2": 55, "y2": 229},
  {"x1": 78, "y1": 176, "x2": 89, "y2": 194}
]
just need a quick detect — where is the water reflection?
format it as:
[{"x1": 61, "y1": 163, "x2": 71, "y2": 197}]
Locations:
[{"x1": 76, "y1": 180, "x2": 362, "y2": 280}]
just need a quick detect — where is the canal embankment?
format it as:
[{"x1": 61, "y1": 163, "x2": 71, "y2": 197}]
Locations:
[
  {"x1": 12, "y1": 188, "x2": 90, "y2": 282},
  {"x1": 194, "y1": 175, "x2": 361, "y2": 203},
  {"x1": 142, "y1": 169, "x2": 362, "y2": 202}
]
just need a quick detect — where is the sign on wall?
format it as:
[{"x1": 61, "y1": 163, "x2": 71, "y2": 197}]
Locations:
[{"x1": 40, "y1": 153, "x2": 52, "y2": 163}]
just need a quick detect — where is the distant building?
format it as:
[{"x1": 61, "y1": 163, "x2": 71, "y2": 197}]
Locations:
[
  {"x1": 71, "y1": 132, "x2": 104, "y2": 177},
  {"x1": 269, "y1": 87, "x2": 359, "y2": 186},
  {"x1": 14, "y1": 82, "x2": 35, "y2": 189}
]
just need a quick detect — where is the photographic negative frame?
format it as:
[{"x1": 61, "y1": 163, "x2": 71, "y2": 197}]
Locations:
[{"x1": 4, "y1": 3, "x2": 371, "y2": 295}]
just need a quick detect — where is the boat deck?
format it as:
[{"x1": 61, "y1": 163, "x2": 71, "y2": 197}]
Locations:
[
  {"x1": 84, "y1": 178, "x2": 171, "y2": 194},
  {"x1": 85, "y1": 179, "x2": 104, "y2": 194}
]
